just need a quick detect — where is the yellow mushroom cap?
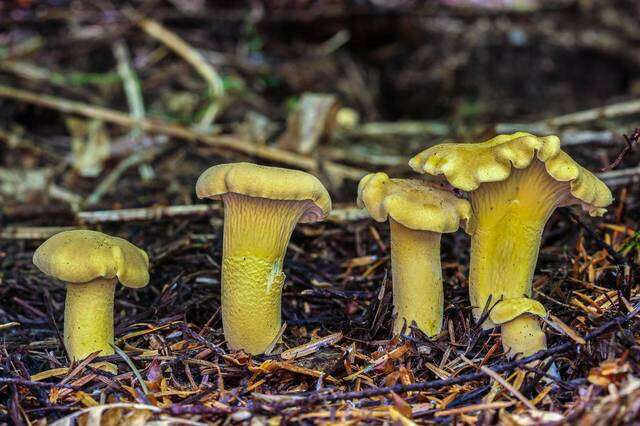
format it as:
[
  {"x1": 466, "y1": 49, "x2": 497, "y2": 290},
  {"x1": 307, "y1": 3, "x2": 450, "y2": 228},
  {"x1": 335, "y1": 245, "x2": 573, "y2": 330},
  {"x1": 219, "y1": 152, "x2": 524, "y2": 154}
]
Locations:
[
  {"x1": 33, "y1": 230, "x2": 150, "y2": 288},
  {"x1": 357, "y1": 172, "x2": 471, "y2": 233},
  {"x1": 196, "y1": 162, "x2": 332, "y2": 223},
  {"x1": 409, "y1": 132, "x2": 613, "y2": 217},
  {"x1": 489, "y1": 297, "x2": 547, "y2": 325}
]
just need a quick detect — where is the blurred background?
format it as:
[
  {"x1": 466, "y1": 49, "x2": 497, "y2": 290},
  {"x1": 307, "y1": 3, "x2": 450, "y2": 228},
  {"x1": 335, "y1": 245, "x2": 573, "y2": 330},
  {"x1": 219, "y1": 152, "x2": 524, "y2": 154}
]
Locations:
[{"x1": 2, "y1": 0, "x2": 639, "y2": 215}]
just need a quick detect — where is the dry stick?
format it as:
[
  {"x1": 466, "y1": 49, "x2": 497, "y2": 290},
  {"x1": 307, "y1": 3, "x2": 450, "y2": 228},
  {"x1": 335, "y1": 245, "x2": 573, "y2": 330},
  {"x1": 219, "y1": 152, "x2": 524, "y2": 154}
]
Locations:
[
  {"x1": 137, "y1": 18, "x2": 224, "y2": 129},
  {"x1": 497, "y1": 98, "x2": 640, "y2": 133},
  {"x1": 113, "y1": 40, "x2": 145, "y2": 138},
  {"x1": 77, "y1": 205, "x2": 368, "y2": 224},
  {"x1": 85, "y1": 146, "x2": 165, "y2": 206},
  {"x1": 459, "y1": 355, "x2": 536, "y2": 410},
  {"x1": 0, "y1": 378, "x2": 76, "y2": 389},
  {"x1": 0, "y1": 207, "x2": 369, "y2": 239},
  {"x1": 591, "y1": 160, "x2": 640, "y2": 188},
  {"x1": 78, "y1": 205, "x2": 217, "y2": 223},
  {"x1": 0, "y1": 226, "x2": 79, "y2": 239},
  {"x1": 543, "y1": 98, "x2": 640, "y2": 128},
  {"x1": 0, "y1": 85, "x2": 318, "y2": 171},
  {"x1": 560, "y1": 130, "x2": 617, "y2": 146},
  {"x1": 138, "y1": 18, "x2": 224, "y2": 101},
  {"x1": 600, "y1": 128, "x2": 639, "y2": 172},
  {"x1": 435, "y1": 401, "x2": 514, "y2": 417},
  {"x1": 261, "y1": 304, "x2": 640, "y2": 410}
]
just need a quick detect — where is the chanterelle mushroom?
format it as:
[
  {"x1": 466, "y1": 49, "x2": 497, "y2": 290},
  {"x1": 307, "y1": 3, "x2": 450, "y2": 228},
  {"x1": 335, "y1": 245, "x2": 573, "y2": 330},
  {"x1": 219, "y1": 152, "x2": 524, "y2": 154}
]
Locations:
[
  {"x1": 409, "y1": 132, "x2": 612, "y2": 358},
  {"x1": 33, "y1": 230, "x2": 149, "y2": 370},
  {"x1": 357, "y1": 172, "x2": 471, "y2": 336},
  {"x1": 196, "y1": 162, "x2": 331, "y2": 355}
]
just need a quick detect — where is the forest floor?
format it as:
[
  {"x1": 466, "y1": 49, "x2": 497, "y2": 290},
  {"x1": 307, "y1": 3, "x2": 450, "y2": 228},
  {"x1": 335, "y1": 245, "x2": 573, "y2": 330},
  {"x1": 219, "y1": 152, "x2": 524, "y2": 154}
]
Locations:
[{"x1": 1, "y1": 1, "x2": 640, "y2": 424}]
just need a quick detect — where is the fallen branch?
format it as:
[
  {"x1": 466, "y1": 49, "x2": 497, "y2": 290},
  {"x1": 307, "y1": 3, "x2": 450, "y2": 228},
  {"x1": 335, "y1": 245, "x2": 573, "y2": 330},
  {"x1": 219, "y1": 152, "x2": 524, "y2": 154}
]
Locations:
[
  {"x1": 0, "y1": 377, "x2": 76, "y2": 389},
  {"x1": 0, "y1": 226, "x2": 79, "y2": 239},
  {"x1": 138, "y1": 18, "x2": 224, "y2": 100},
  {"x1": 137, "y1": 17, "x2": 224, "y2": 128},
  {"x1": 543, "y1": 98, "x2": 640, "y2": 128},
  {"x1": 77, "y1": 204, "x2": 367, "y2": 224},
  {"x1": 498, "y1": 98, "x2": 640, "y2": 133},
  {"x1": 84, "y1": 146, "x2": 166, "y2": 206},
  {"x1": 0, "y1": 85, "x2": 320, "y2": 172},
  {"x1": 460, "y1": 355, "x2": 536, "y2": 411},
  {"x1": 0, "y1": 205, "x2": 370, "y2": 239},
  {"x1": 597, "y1": 165, "x2": 640, "y2": 186},
  {"x1": 77, "y1": 204, "x2": 217, "y2": 223}
]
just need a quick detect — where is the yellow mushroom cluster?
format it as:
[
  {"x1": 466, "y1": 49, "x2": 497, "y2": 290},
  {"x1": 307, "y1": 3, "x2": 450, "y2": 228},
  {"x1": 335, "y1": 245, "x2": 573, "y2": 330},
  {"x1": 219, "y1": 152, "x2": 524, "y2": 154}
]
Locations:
[
  {"x1": 30, "y1": 132, "x2": 612, "y2": 369},
  {"x1": 408, "y1": 132, "x2": 612, "y2": 357}
]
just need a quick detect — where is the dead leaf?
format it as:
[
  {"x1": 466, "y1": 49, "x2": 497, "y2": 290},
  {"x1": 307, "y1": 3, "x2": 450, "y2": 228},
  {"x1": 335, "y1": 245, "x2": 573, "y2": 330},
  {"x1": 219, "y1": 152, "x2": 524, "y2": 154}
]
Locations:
[
  {"x1": 588, "y1": 359, "x2": 631, "y2": 387},
  {"x1": 233, "y1": 111, "x2": 278, "y2": 145},
  {"x1": 277, "y1": 93, "x2": 338, "y2": 154},
  {"x1": 67, "y1": 118, "x2": 111, "y2": 177}
]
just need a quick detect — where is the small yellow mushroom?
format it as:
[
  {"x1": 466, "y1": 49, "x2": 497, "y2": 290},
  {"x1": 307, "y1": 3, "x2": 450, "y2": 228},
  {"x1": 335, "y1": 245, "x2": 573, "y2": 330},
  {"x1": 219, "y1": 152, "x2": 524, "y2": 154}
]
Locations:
[
  {"x1": 357, "y1": 173, "x2": 471, "y2": 336},
  {"x1": 196, "y1": 162, "x2": 331, "y2": 355},
  {"x1": 410, "y1": 132, "x2": 612, "y2": 358},
  {"x1": 32, "y1": 230, "x2": 149, "y2": 371}
]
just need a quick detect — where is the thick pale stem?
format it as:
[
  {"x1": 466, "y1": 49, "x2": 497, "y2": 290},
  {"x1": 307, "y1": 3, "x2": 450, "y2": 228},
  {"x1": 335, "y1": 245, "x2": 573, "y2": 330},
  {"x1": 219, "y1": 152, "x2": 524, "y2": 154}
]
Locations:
[
  {"x1": 469, "y1": 210, "x2": 547, "y2": 324},
  {"x1": 468, "y1": 160, "x2": 567, "y2": 325},
  {"x1": 221, "y1": 193, "x2": 309, "y2": 354},
  {"x1": 64, "y1": 277, "x2": 116, "y2": 361},
  {"x1": 468, "y1": 160, "x2": 567, "y2": 357},
  {"x1": 501, "y1": 314, "x2": 547, "y2": 358},
  {"x1": 389, "y1": 219, "x2": 443, "y2": 336}
]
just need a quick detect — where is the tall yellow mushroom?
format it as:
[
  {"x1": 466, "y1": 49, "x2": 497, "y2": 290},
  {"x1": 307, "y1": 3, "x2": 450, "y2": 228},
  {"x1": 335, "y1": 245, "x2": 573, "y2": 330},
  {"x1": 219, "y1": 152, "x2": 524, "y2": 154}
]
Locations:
[
  {"x1": 410, "y1": 132, "x2": 612, "y2": 357},
  {"x1": 196, "y1": 162, "x2": 331, "y2": 355},
  {"x1": 357, "y1": 173, "x2": 471, "y2": 336},
  {"x1": 33, "y1": 230, "x2": 149, "y2": 371}
]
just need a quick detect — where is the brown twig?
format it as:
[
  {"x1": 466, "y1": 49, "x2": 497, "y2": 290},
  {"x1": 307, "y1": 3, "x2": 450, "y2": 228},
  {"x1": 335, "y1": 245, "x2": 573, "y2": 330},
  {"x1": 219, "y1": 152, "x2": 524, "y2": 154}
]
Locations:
[
  {"x1": 601, "y1": 128, "x2": 640, "y2": 172},
  {"x1": 0, "y1": 378, "x2": 76, "y2": 389},
  {"x1": 0, "y1": 85, "x2": 317, "y2": 172}
]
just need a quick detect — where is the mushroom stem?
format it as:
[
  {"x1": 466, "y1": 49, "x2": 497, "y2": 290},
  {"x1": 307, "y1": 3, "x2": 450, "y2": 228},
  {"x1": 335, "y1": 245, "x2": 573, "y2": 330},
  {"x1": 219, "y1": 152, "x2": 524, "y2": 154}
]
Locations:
[
  {"x1": 468, "y1": 160, "x2": 566, "y2": 325},
  {"x1": 467, "y1": 161, "x2": 567, "y2": 357},
  {"x1": 389, "y1": 218, "x2": 443, "y2": 336},
  {"x1": 221, "y1": 193, "x2": 311, "y2": 354},
  {"x1": 500, "y1": 314, "x2": 547, "y2": 358},
  {"x1": 64, "y1": 277, "x2": 116, "y2": 361}
]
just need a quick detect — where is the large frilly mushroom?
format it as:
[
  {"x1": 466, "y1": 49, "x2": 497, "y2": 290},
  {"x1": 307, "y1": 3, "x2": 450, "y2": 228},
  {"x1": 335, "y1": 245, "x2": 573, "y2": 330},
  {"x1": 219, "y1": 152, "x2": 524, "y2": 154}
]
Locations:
[{"x1": 409, "y1": 132, "x2": 612, "y2": 358}]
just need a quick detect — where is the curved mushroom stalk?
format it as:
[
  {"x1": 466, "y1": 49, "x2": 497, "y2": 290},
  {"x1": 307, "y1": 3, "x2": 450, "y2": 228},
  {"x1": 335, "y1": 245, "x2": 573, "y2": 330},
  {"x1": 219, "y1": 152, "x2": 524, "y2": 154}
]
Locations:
[
  {"x1": 390, "y1": 219, "x2": 443, "y2": 335},
  {"x1": 357, "y1": 173, "x2": 470, "y2": 337},
  {"x1": 65, "y1": 278, "x2": 116, "y2": 364},
  {"x1": 221, "y1": 193, "x2": 313, "y2": 354}
]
